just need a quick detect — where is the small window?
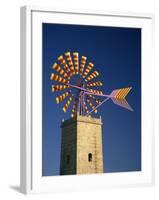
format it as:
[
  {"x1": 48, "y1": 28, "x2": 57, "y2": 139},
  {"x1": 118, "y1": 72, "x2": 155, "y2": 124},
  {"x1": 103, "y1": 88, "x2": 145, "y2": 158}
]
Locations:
[
  {"x1": 88, "y1": 153, "x2": 92, "y2": 162},
  {"x1": 66, "y1": 155, "x2": 70, "y2": 164}
]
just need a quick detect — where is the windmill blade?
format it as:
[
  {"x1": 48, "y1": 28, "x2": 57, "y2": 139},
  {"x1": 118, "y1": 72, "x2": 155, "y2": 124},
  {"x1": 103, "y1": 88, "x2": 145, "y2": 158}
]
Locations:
[
  {"x1": 83, "y1": 101, "x2": 89, "y2": 114},
  {"x1": 86, "y1": 81, "x2": 103, "y2": 87},
  {"x1": 65, "y1": 52, "x2": 75, "y2": 74},
  {"x1": 57, "y1": 55, "x2": 70, "y2": 73},
  {"x1": 110, "y1": 87, "x2": 133, "y2": 111},
  {"x1": 79, "y1": 56, "x2": 87, "y2": 75},
  {"x1": 85, "y1": 70, "x2": 99, "y2": 82},
  {"x1": 87, "y1": 88, "x2": 103, "y2": 95},
  {"x1": 52, "y1": 84, "x2": 69, "y2": 92},
  {"x1": 88, "y1": 94, "x2": 102, "y2": 105},
  {"x1": 58, "y1": 55, "x2": 73, "y2": 79},
  {"x1": 73, "y1": 52, "x2": 79, "y2": 74},
  {"x1": 71, "y1": 96, "x2": 79, "y2": 117},
  {"x1": 62, "y1": 94, "x2": 73, "y2": 113},
  {"x1": 83, "y1": 62, "x2": 94, "y2": 78},
  {"x1": 50, "y1": 73, "x2": 68, "y2": 84},
  {"x1": 86, "y1": 96, "x2": 97, "y2": 113},
  {"x1": 52, "y1": 58, "x2": 71, "y2": 81},
  {"x1": 56, "y1": 91, "x2": 71, "y2": 104},
  {"x1": 52, "y1": 62, "x2": 68, "y2": 78}
]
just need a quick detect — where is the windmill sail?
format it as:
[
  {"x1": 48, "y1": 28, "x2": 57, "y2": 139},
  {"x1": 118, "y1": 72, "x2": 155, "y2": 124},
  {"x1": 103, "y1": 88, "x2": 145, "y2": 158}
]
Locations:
[
  {"x1": 52, "y1": 84, "x2": 69, "y2": 92},
  {"x1": 79, "y1": 56, "x2": 87, "y2": 75},
  {"x1": 50, "y1": 51, "x2": 134, "y2": 116},
  {"x1": 73, "y1": 52, "x2": 79, "y2": 74},
  {"x1": 83, "y1": 62, "x2": 94, "y2": 78},
  {"x1": 65, "y1": 52, "x2": 75, "y2": 74}
]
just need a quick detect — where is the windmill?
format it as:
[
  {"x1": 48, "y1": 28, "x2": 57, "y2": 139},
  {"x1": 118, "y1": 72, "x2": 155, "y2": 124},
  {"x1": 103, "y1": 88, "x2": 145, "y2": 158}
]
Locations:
[
  {"x1": 50, "y1": 51, "x2": 133, "y2": 117},
  {"x1": 50, "y1": 51, "x2": 133, "y2": 175}
]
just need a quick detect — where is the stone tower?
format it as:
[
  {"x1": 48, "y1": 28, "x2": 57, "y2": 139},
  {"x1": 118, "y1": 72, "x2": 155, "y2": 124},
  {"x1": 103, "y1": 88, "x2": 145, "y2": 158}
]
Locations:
[{"x1": 60, "y1": 114, "x2": 104, "y2": 175}]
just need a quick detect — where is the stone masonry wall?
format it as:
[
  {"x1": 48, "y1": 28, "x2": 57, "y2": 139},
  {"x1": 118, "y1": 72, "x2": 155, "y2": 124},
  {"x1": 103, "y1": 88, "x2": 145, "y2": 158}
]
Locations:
[
  {"x1": 60, "y1": 115, "x2": 104, "y2": 175},
  {"x1": 76, "y1": 115, "x2": 103, "y2": 174}
]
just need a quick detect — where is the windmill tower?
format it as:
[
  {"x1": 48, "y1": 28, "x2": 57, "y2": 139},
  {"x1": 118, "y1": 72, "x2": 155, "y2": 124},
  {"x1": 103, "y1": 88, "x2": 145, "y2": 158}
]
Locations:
[
  {"x1": 60, "y1": 114, "x2": 103, "y2": 175},
  {"x1": 50, "y1": 52, "x2": 133, "y2": 175}
]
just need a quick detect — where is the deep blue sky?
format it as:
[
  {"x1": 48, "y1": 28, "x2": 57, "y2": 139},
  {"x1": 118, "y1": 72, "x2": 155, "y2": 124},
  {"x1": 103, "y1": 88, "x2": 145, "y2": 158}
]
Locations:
[{"x1": 42, "y1": 23, "x2": 141, "y2": 176}]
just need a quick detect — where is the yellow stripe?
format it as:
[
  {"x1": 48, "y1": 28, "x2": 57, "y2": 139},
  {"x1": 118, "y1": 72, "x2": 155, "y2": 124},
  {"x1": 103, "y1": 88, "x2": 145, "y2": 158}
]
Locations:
[
  {"x1": 122, "y1": 88, "x2": 129, "y2": 98},
  {"x1": 120, "y1": 88, "x2": 127, "y2": 98},
  {"x1": 123, "y1": 87, "x2": 131, "y2": 98},
  {"x1": 116, "y1": 89, "x2": 123, "y2": 99},
  {"x1": 121, "y1": 88, "x2": 130, "y2": 99},
  {"x1": 65, "y1": 52, "x2": 75, "y2": 74},
  {"x1": 117, "y1": 88, "x2": 125, "y2": 99},
  {"x1": 63, "y1": 107, "x2": 66, "y2": 112},
  {"x1": 57, "y1": 56, "x2": 63, "y2": 61},
  {"x1": 56, "y1": 97, "x2": 59, "y2": 104},
  {"x1": 115, "y1": 87, "x2": 132, "y2": 99}
]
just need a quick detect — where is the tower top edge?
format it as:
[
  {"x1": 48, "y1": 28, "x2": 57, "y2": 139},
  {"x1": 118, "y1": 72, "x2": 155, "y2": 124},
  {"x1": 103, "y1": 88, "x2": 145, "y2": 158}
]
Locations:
[{"x1": 61, "y1": 115, "x2": 102, "y2": 127}]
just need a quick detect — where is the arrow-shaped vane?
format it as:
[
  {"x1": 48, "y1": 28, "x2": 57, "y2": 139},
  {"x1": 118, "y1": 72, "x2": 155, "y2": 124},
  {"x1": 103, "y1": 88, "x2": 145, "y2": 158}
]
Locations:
[{"x1": 109, "y1": 87, "x2": 133, "y2": 111}]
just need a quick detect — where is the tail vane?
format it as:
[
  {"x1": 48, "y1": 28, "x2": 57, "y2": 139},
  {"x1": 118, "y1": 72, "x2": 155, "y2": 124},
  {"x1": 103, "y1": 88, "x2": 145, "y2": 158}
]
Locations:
[
  {"x1": 111, "y1": 97, "x2": 133, "y2": 111},
  {"x1": 110, "y1": 87, "x2": 133, "y2": 111}
]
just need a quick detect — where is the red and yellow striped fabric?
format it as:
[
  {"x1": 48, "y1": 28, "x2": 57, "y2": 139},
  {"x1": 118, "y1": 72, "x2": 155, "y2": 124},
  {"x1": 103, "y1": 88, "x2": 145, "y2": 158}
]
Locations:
[
  {"x1": 86, "y1": 70, "x2": 99, "y2": 81},
  {"x1": 52, "y1": 63, "x2": 68, "y2": 78},
  {"x1": 62, "y1": 95, "x2": 73, "y2": 112},
  {"x1": 58, "y1": 55, "x2": 70, "y2": 73},
  {"x1": 83, "y1": 62, "x2": 94, "y2": 78},
  {"x1": 65, "y1": 52, "x2": 75, "y2": 74},
  {"x1": 86, "y1": 81, "x2": 102, "y2": 87},
  {"x1": 114, "y1": 87, "x2": 132, "y2": 99},
  {"x1": 56, "y1": 91, "x2": 71, "y2": 104},
  {"x1": 79, "y1": 56, "x2": 87, "y2": 75},
  {"x1": 73, "y1": 52, "x2": 79, "y2": 74},
  {"x1": 50, "y1": 73, "x2": 68, "y2": 84},
  {"x1": 51, "y1": 85, "x2": 69, "y2": 92},
  {"x1": 58, "y1": 55, "x2": 74, "y2": 79}
]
